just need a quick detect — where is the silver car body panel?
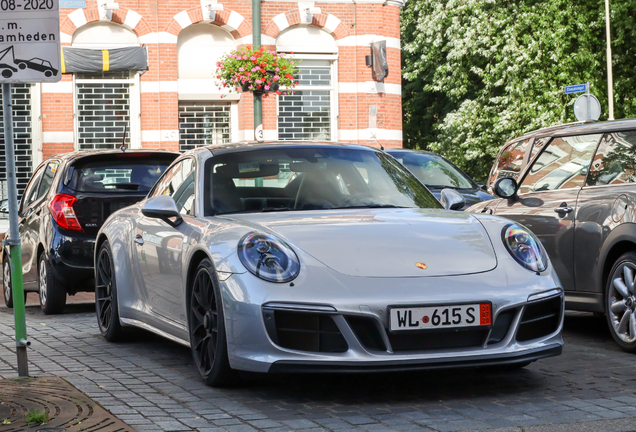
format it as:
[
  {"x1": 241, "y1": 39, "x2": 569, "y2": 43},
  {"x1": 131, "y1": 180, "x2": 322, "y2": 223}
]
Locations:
[{"x1": 98, "y1": 146, "x2": 564, "y2": 373}]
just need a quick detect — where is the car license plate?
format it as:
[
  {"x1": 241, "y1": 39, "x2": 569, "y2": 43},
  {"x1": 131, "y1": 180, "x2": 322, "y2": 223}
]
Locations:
[{"x1": 389, "y1": 303, "x2": 491, "y2": 331}]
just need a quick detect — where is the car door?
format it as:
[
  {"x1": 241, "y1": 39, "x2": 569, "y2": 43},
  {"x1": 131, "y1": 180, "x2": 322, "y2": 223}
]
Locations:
[
  {"x1": 575, "y1": 131, "x2": 636, "y2": 293},
  {"x1": 134, "y1": 158, "x2": 196, "y2": 325},
  {"x1": 17, "y1": 164, "x2": 46, "y2": 283},
  {"x1": 494, "y1": 134, "x2": 602, "y2": 293},
  {"x1": 21, "y1": 160, "x2": 60, "y2": 283}
]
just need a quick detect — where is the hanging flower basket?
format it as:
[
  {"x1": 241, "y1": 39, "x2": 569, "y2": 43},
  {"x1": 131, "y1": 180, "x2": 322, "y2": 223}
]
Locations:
[{"x1": 215, "y1": 46, "x2": 299, "y2": 97}]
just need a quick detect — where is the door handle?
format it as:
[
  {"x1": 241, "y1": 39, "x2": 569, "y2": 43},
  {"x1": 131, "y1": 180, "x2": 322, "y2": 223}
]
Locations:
[
  {"x1": 134, "y1": 234, "x2": 144, "y2": 245},
  {"x1": 554, "y1": 206, "x2": 573, "y2": 214}
]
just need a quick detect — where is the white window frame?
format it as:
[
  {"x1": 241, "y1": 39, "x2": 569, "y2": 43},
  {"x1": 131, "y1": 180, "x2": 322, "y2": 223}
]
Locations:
[
  {"x1": 73, "y1": 71, "x2": 141, "y2": 150},
  {"x1": 276, "y1": 53, "x2": 339, "y2": 141}
]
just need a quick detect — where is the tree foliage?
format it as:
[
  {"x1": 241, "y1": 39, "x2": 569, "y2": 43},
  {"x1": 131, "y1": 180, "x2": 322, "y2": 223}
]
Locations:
[{"x1": 401, "y1": 0, "x2": 636, "y2": 181}]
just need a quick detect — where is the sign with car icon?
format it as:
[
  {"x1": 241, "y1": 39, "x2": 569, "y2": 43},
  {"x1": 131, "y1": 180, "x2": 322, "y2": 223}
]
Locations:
[{"x1": 0, "y1": 0, "x2": 61, "y2": 83}]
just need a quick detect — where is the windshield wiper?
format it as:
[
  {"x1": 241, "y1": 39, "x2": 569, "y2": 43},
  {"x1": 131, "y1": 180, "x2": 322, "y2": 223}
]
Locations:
[
  {"x1": 104, "y1": 182, "x2": 140, "y2": 190},
  {"x1": 332, "y1": 204, "x2": 410, "y2": 209},
  {"x1": 261, "y1": 207, "x2": 294, "y2": 212}
]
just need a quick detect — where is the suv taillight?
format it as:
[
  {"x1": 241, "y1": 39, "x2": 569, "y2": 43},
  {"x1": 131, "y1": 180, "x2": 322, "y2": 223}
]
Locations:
[{"x1": 49, "y1": 194, "x2": 83, "y2": 231}]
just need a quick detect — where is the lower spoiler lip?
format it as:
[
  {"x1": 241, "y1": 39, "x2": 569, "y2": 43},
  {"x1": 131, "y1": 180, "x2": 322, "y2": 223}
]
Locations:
[{"x1": 268, "y1": 344, "x2": 562, "y2": 374}]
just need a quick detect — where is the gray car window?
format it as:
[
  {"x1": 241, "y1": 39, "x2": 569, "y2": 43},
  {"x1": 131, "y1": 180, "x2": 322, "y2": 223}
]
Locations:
[
  {"x1": 586, "y1": 131, "x2": 636, "y2": 186},
  {"x1": 20, "y1": 165, "x2": 45, "y2": 212},
  {"x1": 36, "y1": 160, "x2": 59, "y2": 199},
  {"x1": 519, "y1": 134, "x2": 602, "y2": 193},
  {"x1": 488, "y1": 138, "x2": 532, "y2": 186}
]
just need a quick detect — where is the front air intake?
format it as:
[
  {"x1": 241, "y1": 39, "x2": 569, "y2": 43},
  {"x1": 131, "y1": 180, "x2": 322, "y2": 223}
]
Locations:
[
  {"x1": 516, "y1": 296, "x2": 562, "y2": 342},
  {"x1": 263, "y1": 309, "x2": 348, "y2": 353}
]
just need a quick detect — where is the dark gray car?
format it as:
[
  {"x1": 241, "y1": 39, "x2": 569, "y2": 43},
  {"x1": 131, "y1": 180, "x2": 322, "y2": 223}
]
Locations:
[
  {"x1": 467, "y1": 118, "x2": 636, "y2": 352},
  {"x1": 386, "y1": 149, "x2": 493, "y2": 210}
]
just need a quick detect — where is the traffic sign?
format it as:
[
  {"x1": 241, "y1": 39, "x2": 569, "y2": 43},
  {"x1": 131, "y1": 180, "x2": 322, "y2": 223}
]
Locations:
[
  {"x1": 0, "y1": 0, "x2": 61, "y2": 83},
  {"x1": 564, "y1": 83, "x2": 587, "y2": 95},
  {"x1": 574, "y1": 94, "x2": 601, "y2": 122}
]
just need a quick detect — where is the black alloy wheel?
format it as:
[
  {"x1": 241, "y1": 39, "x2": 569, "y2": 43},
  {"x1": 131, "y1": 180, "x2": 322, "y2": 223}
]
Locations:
[
  {"x1": 606, "y1": 252, "x2": 636, "y2": 352},
  {"x1": 3, "y1": 257, "x2": 26, "y2": 308},
  {"x1": 38, "y1": 254, "x2": 67, "y2": 314},
  {"x1": 95, "y1": 241, "x2": 124, "y2": 341},
  {"x1": 189, "y1": 258, "x2": 236, "y2": 386}
]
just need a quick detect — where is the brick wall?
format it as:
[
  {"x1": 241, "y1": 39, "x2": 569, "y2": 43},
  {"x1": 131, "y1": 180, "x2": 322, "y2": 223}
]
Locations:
[{"x1": 42, "y1": 0, "x2": 403, "y2": 155}]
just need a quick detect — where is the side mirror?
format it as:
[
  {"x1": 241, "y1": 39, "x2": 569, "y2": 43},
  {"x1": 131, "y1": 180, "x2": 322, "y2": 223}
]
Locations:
[
  {"x1": 0, "y1": 199, "x2": 8, "y2": 214},
  {"x1": 440, "y1": 188, "x2": 465, "y2": 211},
  {"x1": 493, "y1": 177, "x2": 518, "y2": 199},
  {"x1": 141, "y1": 195, "x2": 183, "y2": 227},
  {"x1": 478, "y1": 183, "x2": 488, "y2": 192}
]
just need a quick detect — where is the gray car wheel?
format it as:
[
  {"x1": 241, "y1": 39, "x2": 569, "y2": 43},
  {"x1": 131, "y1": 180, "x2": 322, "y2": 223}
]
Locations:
[
  {"x1": 3, "y1": 256, "x2": 27, "y2": 308},
  {"x1": 188, "y1": 258, "x2": 236, "y2": 387},
  {"x1": 95, "y1": 241, "x2": 124, "y2": 341},
  {"x1": 606, "y1": 252, "x2": 636, "y2": 352},
  {"x1": 38, "y1": 254, "x2": 67, "y2": 314}
]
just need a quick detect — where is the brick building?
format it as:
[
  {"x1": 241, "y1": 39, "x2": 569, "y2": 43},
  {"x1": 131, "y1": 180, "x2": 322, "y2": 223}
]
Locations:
[{"x1": 0, "y1": 0, "x2": 405, "y2": 205}]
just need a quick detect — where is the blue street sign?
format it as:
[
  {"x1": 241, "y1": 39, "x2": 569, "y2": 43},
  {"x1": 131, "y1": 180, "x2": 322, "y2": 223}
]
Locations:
[
  {"x1": 564, "y1": 84, "x2": 588, "y2": 95},
  {"x1": 60, "y1": 0, "x2": 86, "y2": 8}
]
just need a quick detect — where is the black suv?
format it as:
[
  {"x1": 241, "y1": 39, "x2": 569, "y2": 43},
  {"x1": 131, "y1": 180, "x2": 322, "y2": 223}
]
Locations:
[
  {"x1": 2, "y1": 150, "x2": 179, "y2": 314},
  {"x1": 467, "y1": 119, "x2": 636, "y2": 351}
]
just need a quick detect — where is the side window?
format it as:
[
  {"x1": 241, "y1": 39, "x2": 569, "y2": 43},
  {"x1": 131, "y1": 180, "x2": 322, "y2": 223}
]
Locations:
[
  {"x1": 149, "y1": 158, "x2": 196, "y2": 202},
  {"x1": 36, "y1": 161, "x2": 59, "y2": 200},
  {"x1": 587, "y1": 131, "x2": 636, "y2": 186},
  {"x1": 20, "y1": 165, "x2": 45, "y2": 211},
  {"x1": 519, "y1": 134, "x2": 602, "y2": 194},
  {"x1": 488, "y1": 138, "x2": 532, "y2": 186},
  {"x1": 173, "y1": 173, "x2": 196, "y2": 215}
]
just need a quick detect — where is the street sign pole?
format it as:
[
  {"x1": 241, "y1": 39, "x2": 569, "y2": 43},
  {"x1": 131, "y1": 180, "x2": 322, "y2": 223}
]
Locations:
[
  {"x1": 1, "y1": 0, "x2": 61, "y2": 378},
  {"x1": 2, "y1": 83, "x2": 28, "y2": 377},
  {"x1": 586, "y1": 82, "x2": 591, "y2": 122}
]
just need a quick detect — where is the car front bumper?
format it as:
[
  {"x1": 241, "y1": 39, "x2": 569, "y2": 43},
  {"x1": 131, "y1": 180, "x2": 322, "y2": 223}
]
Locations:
[{"x1": 219, "y1": 264, "x2": 565, "y2": 374}]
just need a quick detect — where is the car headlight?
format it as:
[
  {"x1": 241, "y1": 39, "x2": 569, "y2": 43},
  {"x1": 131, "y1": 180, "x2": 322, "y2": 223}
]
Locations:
[
  {"x1": 237, "y1": 232, "x2": 300, "y2": 283},
  {"x1": 502, "y1": 224, "x2": 548, "y2": 272}
]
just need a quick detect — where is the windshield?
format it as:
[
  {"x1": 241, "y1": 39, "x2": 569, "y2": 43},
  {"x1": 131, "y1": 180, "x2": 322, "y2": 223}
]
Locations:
[
  {"x1": 67, "y1": 156, "x2": 174, "y2": 193},
  {"x1": 204, "y1": 147, "x2": 441, "y2": 215},
  {"x1": 391, "y1": 152, "x2": 475, "y2": 189}
]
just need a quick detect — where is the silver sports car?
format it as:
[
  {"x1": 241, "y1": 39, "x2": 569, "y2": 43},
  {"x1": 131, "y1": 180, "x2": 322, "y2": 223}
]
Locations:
[{"x1": 95, "y1": 142, "x2": 564, "y2": 386}]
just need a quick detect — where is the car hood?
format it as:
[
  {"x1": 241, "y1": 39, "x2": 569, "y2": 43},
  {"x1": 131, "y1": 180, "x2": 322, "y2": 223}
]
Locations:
[{"x1": 225, "y1": 208, "x2": 497, "y2": 277}]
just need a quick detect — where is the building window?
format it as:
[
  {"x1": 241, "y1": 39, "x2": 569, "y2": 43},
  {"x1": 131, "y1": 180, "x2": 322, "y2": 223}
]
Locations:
[
  {"x1": 0, "y1": 84, "x2": 33, "y2": 205},
  {"x1": 75, "y1": 71, "x2": 135, "y2": 150},
  {"x1": 179, "y1": 101, "x2": 231, "y2": 151},
  {"x1": 278, "y1": 60, "x2": 333, "y2": 140}
]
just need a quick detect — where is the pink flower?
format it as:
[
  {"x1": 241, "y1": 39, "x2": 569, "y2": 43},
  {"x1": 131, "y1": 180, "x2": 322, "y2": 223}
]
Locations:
[
  {"x1": 275, "y1": 67, "x2": 279, "y2": 72},
  {"x1": 250, "y1": 56, "x2": 256, "y2": 61},
  {"x1": 273, "y1": 75, "x2": 279, "y2": 81},
  {"x1": 239, "y1": 67, "x2": 244, "y2": 71},
  {"x1": 255, "y1": 79, "x2": 262, "y2": 84},
  {"x1": 265, "y1": 85, "x2": 270, "y2": 90}
]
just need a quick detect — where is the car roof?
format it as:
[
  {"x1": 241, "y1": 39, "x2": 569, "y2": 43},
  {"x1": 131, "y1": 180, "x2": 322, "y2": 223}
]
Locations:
[
  {"x1": 509, "y1": 118, "x2": 636, "y2": 143},
  {"x1": 202, "y1": 141, "x2": 381, "y2": 156}
]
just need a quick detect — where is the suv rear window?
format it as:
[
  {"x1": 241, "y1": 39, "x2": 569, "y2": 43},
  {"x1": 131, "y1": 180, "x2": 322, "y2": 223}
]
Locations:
[{"x1": 66, "y1": 155, "x2": 175, "y2": 193}]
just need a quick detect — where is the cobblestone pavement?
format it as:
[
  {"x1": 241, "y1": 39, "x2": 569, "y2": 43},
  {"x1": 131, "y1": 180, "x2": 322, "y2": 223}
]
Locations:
[{"x1": 2, "y1": 294, "x2": 636, "y2": 432}]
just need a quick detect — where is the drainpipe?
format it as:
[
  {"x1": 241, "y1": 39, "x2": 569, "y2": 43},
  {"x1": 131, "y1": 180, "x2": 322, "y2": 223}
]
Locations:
[{"x1": 253, "y1": 0, "x2": 263, "y2": 142}]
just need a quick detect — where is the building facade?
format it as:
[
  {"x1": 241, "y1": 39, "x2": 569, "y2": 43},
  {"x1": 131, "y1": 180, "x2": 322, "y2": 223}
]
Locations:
[{"x1": 0, "y1": 0, "x2": 404, "y2": 205}]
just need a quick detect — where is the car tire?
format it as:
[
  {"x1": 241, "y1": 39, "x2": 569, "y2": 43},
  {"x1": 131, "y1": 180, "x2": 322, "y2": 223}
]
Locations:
[
  {"x1": 3, "y1": 257, "x2": 27, "y2": 308},
  {"x1": 38, "y1": 254, "x2": 67, "y2": 315},
  {"x1": 17, "y1": 63, "x2": 26, "y2": 70},
  {"x1": 605, "y1": 252, "x2": 636, "y2": 352},
  {"x1": 188, "y1": 258, "x2": 237, "y2": 387},
  {"x1": 95, "y1": 241, "x2": 125, "y2": 342},
  {"x1": 45, "y1": 70, "x2": 52, "y2": 77}
]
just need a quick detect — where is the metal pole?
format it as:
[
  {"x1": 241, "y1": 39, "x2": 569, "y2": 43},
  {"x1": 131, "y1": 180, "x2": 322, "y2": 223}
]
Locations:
[
  {"x1": 2, "y1": 83, "x2": 29, "y2": 378},
  {"x1": 586, "y1": 82, "x2": 591, "y2": 121},
  {"x1": 252, "y1": 0, "x2": 263, "y2": 142},
  {"x1": 605, "y1": 0, "x2": 615, "y2": 120}
]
